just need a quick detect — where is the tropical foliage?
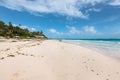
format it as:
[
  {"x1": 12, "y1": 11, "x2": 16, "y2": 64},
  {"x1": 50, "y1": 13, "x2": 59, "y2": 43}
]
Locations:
[{"x1": 0, "y1": 20, "x2": 47, "y2": 39}]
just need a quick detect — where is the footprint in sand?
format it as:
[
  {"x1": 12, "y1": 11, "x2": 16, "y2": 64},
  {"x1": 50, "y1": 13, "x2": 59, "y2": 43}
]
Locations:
[
  {"x1": 82, "y1": 56, "x2": 86, "y2": 58},
  {"x1": 87, "y1": 59, "x2": 90, "y2": 61},
  {"x1": 108, "y1": 74, "x2": 110, "y2": 77},
  {"x1": 31, "y1": 44, "x2": 36, "y2": 46},
  {"x1": 92, "y1": 59, "x2": 95, "y2": 61},
  {"x1": 96, "y1": 73, "x2": 99, "y2": 75},
  {"x1": 16, "y1": 51, "x2": 21, "y2": 55},
  {"x1": 7, "y1": 54, "x2": 15, "y2": 57},
  {"x1": 61, "y1": 46, "x2": 64, "y2": 49},
  {"x1": 25, "y1": 54, "x2": 28, "y2": 56},
  {"x1": 5, "y1": 48, "x2": 10, "y2": 51},
  {"x1": 11, "y1": 70, "x2": 26, "y2": 80},
  {"x1": 11, "y1": 73, "x2": 22, "y2": 80},
  {"x1": 0, "y1": 57, "x2": 4, "y2": 60},
  {"x1": 21, "y1": 53, "x2": 25, "y2": 55},
  {"x1": 41, "y1": 56, "x2": 44, "y2": 58},
  {"x1": 37, "y1": 43, "x2": 40, "y2": 45},
  {"x1": 91, "y1": 69, "x2": 94, "y2": 72},
  {"x1": 72, "y1": 57, "x2": 74, "y2": 60},
  {"x1": 30, "y1": 54, "x2": 35, "y2": 57},
  {"x1": 16, "y1": 51, "x2": 35, "y2": 57},
  {"x1": 85, "y1": 65, "x2": 88, "y2": 69},
  {"x1": 13, "y1": 72, "x2": 20, "y2": 77},
  {"x1": 82, "y1": 61, "x2": 87, "y2": 64},
  {"x1": 116, "y1": 72, "x2": 119, "y2": 75}
]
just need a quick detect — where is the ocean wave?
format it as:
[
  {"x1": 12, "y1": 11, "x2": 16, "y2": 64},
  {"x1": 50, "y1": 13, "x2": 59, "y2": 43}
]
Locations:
[{"x1": 63, "y1": 40, "x2": 120, "y2": 58}]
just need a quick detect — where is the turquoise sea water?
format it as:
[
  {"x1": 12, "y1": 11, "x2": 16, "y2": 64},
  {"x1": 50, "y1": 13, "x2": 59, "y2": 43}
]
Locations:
[{"x1": 61, "y1": 39, "x2": 120, "y2": 58}]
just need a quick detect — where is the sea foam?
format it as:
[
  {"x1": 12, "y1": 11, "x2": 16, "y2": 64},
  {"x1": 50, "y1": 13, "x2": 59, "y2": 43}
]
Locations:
[{"x1": 62, "y1": 39, "x2": 120, "y2": 59}]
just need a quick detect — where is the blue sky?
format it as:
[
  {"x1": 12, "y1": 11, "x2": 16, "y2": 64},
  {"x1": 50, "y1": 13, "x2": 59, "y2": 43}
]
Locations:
[{"x1": 0, "y1": 0, "x2": 120, "y2": 39}]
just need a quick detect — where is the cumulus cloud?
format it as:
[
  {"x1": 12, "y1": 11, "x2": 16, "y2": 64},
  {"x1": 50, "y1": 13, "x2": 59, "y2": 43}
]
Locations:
[
  {"x1": 48, "y1": 26, "x2": 82, "y2": 38},
  {"x1": 48, "y1": 28, "x2": 63, "y2": 35},
  {"x1": 67, "y1": 26, "x2": 80, "y2": 34},
  {"x1": 49, "y1": 29, "x2": 56, "y2": 33},
  {"x1": 20, "y1": 25, "x2": 36, "y2": 31},
  {"x1": 0, "y1": 0, "x2": 119, "y2": 18},
  {"x1": 86, "y1": 8, "x2": 101, "y2": 13},
  {"x1": 84, "y1": 26, "x2": 97, "y2": 33},
  {"x1": 0, "y1": 0, "x2": 111, "y2": 18},
  {"x1": 78, "y1": 0, "x2": 106, "y2": 6},
  {"x1": 48, "y1": 26, "x2": 81, "y2": 36},
  {"x1": 48, "y1": 26, "x2": 98, "y2": 37},
  {"x1": 85, "y1": 8, "x2": 101, "y2": 15},
  {"x1": 13, "y1": 24, "x2": 36, "y2": 31},
  {"x1": 109, "y1": 0, "x2": 120, "y2": 6},
  {"x1": 0, "y1": 0, "x2": 87, "y2": 18},
  {"x1": 30, "y1": 28, "x2": 36, "y2": 31}
]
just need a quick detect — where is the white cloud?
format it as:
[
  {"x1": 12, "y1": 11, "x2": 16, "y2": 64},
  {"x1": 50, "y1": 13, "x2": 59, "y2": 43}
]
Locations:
[
  {"x1": 49, "y1": 26, "x2": 98, "y2": 36},
  {"x1": 0, "y1": 0, "x2": 110, "y2": 19},
  {"x1": 93, "y1": 16, "x2": 120, "y2": 25},
  {"x1": 67, "y1": 26, "x2": 80, "y2": 34},
  {"x1": 48, "y1": 28, "x2": 63, "y2": 35},
  {"x1": 13, "y1": 24, "x2": 36, "y2": 31},
  {"x1": 84, "y1": 26, "x2": 97, "y2": 33},
  {"x1": 30, "y1": 28, "x2": 36, "y2": 31},
  {"x1": 86, "y1": 8, "x2": 101, "y2": 13},
  {"x1": 109, "y1": 0, "x2": 120, "y2": 6},
  {"x1": 1, "y1": 0, "x2": 119, "y2": 19},
  {"x1": 49, "y1": 28, "x2": 57, "y2": 33},
  {"x1": 0, "y1": 0, "x2": 87, "y2": 18},
  {"x1": 85, "y1": 8, "x2": 101, "y2": 15},
  {"x1": 19, "y1": 25, "x2": 36, "y2": 31},
  {"x1": 79, "y1": 0, "x2": 106, "y2": 6},
  {"x1": 48, "y1": 26, "x2": 81, "y2": 36},
  {"x1": 48, "y1": 25, "x2": 98, "y2": 38}
]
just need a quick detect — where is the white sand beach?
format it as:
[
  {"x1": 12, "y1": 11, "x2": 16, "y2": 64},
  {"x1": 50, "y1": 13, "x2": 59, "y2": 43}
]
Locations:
[{"x1": 0, "y1": 39, "x2": 120, "y2": 80}]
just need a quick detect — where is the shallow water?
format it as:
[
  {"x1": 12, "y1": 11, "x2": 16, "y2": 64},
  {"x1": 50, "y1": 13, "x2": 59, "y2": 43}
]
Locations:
[{"x1": 62, "y1": 39, "x2": 120, "y2": 58}]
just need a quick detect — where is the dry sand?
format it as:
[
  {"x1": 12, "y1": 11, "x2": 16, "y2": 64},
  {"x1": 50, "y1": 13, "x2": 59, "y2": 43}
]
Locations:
[{"x1": 0, "y1": 39, "x2": 120, "y2": 80}]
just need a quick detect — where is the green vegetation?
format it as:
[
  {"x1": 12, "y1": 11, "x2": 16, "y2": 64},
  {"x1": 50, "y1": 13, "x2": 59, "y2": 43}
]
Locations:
[{"x1": 0, "y1": 20, "x2": 47, "y2": 39}]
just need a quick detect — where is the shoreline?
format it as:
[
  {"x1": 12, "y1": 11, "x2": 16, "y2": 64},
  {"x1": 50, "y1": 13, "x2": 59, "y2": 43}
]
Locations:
[
  {"x1": 61, "y1": 39, "x2": 120, "y2": 60},
  {"x1": 0, "y1": 39, "x2": 120, "y2": 80}
]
